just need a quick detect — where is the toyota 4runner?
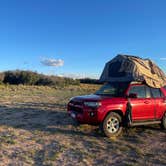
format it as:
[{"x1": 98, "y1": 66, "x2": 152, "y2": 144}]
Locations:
[{"x1": 67, "y1": 82, "x2": 166, "y2": 137}]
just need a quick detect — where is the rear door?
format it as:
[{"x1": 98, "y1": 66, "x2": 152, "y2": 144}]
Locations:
[
  {"x1": 128, "y1": 85, "x2": 155, "y2": 120},
  {"x1": 150, "y1": 88, "x2": 166, "y2": 119}
]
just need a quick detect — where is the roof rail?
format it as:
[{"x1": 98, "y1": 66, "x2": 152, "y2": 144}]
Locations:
[{"x1": 130, "y1": 81, "x2": 143, "y2": 84}]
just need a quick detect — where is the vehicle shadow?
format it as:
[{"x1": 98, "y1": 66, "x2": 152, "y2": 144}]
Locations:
[
  {"x1": 0, "y1": 102, "x2": 98, "y2": 137},
  {"x1": 0, "y1": 102, "x2": 165, "y2": 136}
]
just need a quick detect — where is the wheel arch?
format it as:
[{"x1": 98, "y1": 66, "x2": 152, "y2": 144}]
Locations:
[
  {"x1": 102, "y1": 109, "x2": 124, "y2": 122},
  {"x1": 161, "y1": 110, "x2": 166, "y2": 129},
  {"x1": 101, "y1": 109, "x2": 124, "y2": 137},
  {"x1": 162, "y1": 111, "x2": 166, "y2": 118}
]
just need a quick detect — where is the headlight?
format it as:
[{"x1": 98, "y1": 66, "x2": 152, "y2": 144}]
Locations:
[
  {"x1": 69, "y1": 97, "x2": 74, "y2": 102},
  {"x1": 84, "y1": 101, "x2": 101, "y2": 108}
]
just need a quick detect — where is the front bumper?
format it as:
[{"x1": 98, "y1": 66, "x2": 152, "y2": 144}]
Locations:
[{"x1": 67, "y1": 101, "x2": 100, "y2": 124}]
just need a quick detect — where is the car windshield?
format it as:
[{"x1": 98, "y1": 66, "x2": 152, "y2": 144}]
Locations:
[{"x1": 95, "y1": 82, "x2": 129, "y2": 97}]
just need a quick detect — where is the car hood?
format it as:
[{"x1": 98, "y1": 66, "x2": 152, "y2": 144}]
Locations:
[
  {"x1": 70, "y1": 94, "x2": 127, "y2": 104},
  {"x1": 72, "y1": 94, "x2": 103, "y2": 101},
  {"x1": 71, "y1": 94, "x2": 120, "y2": 101}
]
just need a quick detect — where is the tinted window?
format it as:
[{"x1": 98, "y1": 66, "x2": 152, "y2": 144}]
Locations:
[
  {"x1": 151, "y1": 88, "x2": 163, "y2": 98},
  {"x1": 145, "y1": 86, "x2": 151, "y2": 98},
  {"x1": 129, "y1": 85, "x2": 146, "y2": 98}
]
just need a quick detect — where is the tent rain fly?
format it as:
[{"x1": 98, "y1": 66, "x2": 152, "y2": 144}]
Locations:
[{"x1": 99, "y1": 54, "x2": 166, "y2": 88}]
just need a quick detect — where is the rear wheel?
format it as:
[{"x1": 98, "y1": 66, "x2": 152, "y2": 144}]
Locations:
[
  {"x1": 102, "y1": 112, "x2": 123, "y2": 137},
  {"x1": 161, "y1": 113, "x2": 166, "y2": 129}
]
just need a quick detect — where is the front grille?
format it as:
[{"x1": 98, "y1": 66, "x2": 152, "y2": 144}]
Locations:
[
  {"x1": 69, "y1": 105, "x2": 83, "y2": 114},
  {"x1": 69, "y1": 100, "x2": 83, "y2": 114},
  {"x1": 70, "y1": 100, "x2": 83, "y2": 106}
]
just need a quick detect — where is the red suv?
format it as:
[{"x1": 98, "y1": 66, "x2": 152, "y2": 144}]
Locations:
[{"x1": 67, "y1": 82, "x2": 166, "y2": 137}]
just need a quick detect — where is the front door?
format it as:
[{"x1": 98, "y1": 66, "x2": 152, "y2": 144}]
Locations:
[{"x1": 128, "y1": 85, "x2": 155, "y2": 121}]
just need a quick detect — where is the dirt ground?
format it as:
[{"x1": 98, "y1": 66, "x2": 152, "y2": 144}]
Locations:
[{"x1": 0, "y1": 84, "x2": 165, "y2": 166}]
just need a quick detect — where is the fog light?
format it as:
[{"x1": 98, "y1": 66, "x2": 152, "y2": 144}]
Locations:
[{"x1": 90, "y1": 112, "x2": 95, "y2": 117}]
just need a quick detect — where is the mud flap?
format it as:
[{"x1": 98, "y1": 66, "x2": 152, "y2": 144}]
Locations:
[{"x1": 125, "y1": 99, "x2": 132, "y2": 127}]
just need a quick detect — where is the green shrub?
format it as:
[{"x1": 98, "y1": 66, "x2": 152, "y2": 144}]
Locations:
[
  {"x1": 2, "y1": 70, "x2": 80, "y2": 87},
  {"x1": 0, "y1": 72, "x2": 4, "y2": 84}
]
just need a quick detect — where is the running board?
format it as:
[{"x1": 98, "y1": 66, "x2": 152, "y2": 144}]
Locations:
[{"x1": 131, "y1": 120, "x2": 161, "y2": 126}]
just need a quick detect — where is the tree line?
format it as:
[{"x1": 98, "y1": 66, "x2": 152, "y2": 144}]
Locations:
[{"x1": 0, "y1": 70, "x2": 100, "y2": 86}]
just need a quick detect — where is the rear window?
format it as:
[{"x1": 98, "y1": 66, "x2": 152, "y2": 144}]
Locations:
[{"x1": 150, "y1": 88, "x2": 163, "y2": 98}]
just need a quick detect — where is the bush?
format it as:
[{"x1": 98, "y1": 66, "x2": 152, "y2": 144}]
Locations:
[
  {"x1": 3, "y1": 70, "x2": 39, "y2": 85},
  {"x1": 79, "y1": 78, "x2": 101, "y2": 84},
  {"x1": 20, "y1": 71, "x2": 40, "y2": 85},
  {"x1": 2, "y1": 70, "x2": 80, "y2": 87},
  {"x1": 0, "y1": 72, "x2": 4, "y2": 84}
]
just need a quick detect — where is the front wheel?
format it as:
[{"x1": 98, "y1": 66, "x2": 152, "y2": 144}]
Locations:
[
  {"x1": 161, "y1": 113, "x2": 166, "y2": 129},
  {"x1": 102, "y1": 112, "x2": 123, "y2": 137}
]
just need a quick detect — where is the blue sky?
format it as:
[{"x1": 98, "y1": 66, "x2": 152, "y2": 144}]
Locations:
[{"x1": 0, "y1": 0, "x2": 166, "y2": 78}]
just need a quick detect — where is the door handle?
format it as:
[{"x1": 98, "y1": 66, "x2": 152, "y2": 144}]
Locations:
[{"x1": 144, "y1": 101, "x2": 150, "y2": 104}]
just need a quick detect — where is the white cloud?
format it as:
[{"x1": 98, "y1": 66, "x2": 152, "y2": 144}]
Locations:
[
  {"x1": 41, "y1": 58, "x2": 64, "y2": 67},
  {"x1": 160, "y1": 58, "x2": 166, "y2": 61}
]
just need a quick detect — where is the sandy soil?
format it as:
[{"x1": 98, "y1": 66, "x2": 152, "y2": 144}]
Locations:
[{"x1": 0, "y1": 85, "x2": 165, "y2": 166}]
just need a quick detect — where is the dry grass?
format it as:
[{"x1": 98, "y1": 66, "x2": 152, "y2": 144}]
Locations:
[{"x1": 0, "y1": 84, "x2": 165, "y2": 166}]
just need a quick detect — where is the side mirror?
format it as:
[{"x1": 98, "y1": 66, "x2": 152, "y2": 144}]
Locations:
[{"x1": 128, "y1": 93, "x2": 138, "y2": 98}]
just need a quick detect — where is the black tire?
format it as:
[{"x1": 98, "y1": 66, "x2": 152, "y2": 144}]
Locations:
[
  {"x1": 161, "y1": 113, "x2": 166, "y2": 129},
  {"x1": 102, "y1": 112, "x2": 123, "y2": 137}
]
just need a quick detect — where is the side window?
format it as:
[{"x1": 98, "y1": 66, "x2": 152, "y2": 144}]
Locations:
[
  {"x1": 145, "y1": 86, "x2": 151, "y2": 98},
  {"x1": 151, "y1": 88, "x2": 163, "y2": 98},
  {"x1": 129, "y1": 85, "x2": 146, "y2": 98}
]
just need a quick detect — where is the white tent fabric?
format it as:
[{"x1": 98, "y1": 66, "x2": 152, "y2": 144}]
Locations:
[{"x1": 99, "y1": 55, "x2": 166, "y2": 88}]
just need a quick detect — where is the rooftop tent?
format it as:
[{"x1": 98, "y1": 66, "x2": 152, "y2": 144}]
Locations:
[{"x1": 99, "y1": 54, "x2": 166, "y2": 88}]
